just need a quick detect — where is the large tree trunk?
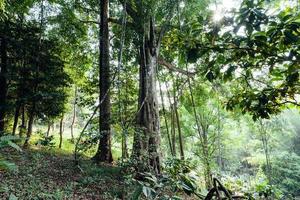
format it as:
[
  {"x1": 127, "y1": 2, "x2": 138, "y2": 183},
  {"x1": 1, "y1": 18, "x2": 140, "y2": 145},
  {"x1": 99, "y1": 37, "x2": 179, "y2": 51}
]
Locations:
[
  {"x1": 59, "y1": 115, "x2": 64, "y2": 148},
  {"x1": 93, "y1": 0, "x2": 113, "y2": 163},
  {"x1": 0, "y1": 34, "x2": 8, "y2": 135},
  {"x1": 133, "y1": 18, "x2": 161, "y2": 174}
]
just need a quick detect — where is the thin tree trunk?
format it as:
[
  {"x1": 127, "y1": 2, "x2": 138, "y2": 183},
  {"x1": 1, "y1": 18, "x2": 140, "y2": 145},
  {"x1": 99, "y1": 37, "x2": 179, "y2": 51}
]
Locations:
[
  {"x1": 186, "y1": 61, "x2": 212, "y2": 188},
  {"x1": 70, "y1": 86, "x2": 77, "y2": 141},
  {"x1": 174, "y1": 102, "x2": 184, "y2": 160},
  {"x1": 13, "y1": 60, "x2": 25, "y2": 136},
  {"x1": 203, "y1": 131, "x2": 212, "y2": 189},
  {"x1": 46, "y1": 121, "x2": 51, "y2": 137},
  {"x1": 165, "y1": 79, "x2": 176, "y2": 156},
  {"x1": 12, "y1": 102, "x2": 21, "y2": 135},
  {"x1": 172, "y1": 78, "x2": 184, "y2": 159},
  {"x1": 158, "y1": 75, "x2": 173, "y2": 156},
  {"x1": 216, "y1": 102, "x2": 223, "y2": 171},
  {"x1": 59, "y1": 115, "x2": 64, "y2": 148},
  {"x1": 19, "y1": 105, "x2": 26, "y2": 138},
  {"x1": 174, "y1": 1, "x2": 185, "y2": 160},
  {"x1": 0, "y1": 33, "x2": 8, "y2": 135},
  {"x1": 121, "y1": 131, "x2": 128, "y2": 159},
  {"x1": 24, "y1": 107, "x2": 35, "y2": 148},
  {"x1": 260, "y1": 120, "x2": 272, "y2": 184},
  {"x1": 171, "y1": 105, "x2": 176, "y2": 157},
  {"x1": 93, "y1": 0, "x2": 113, "y2": 163}
]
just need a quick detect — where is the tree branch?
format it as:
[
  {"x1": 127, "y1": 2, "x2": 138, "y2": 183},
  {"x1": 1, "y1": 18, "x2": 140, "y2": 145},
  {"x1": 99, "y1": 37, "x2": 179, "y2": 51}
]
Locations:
[
  {"x1": 158, "y1": 57, "x2": 196, "y2": 77},
  {"x1": 118, "y1": 0, "x2": 139, "y2": 21}
]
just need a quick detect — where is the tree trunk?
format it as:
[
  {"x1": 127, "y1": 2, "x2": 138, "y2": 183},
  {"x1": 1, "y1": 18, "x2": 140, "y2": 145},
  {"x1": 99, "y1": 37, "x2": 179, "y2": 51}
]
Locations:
[
  {"x1": 12, "y1": 102, "x2": 21, "y2": 135},
  {"x1": 171, "y1": 105, "x2": 176, "y2": 157},
  {"x1": 23, "y1": 0, "x2": 43, "y2": 147},
  {"x1": 174, "y1": 102, "x2": 184, "y2": 160},
  {"x1": 19, "y1": 105, "x2": 26, "y2": 138},
  {"x1": 59, "y1": 115, "x2": 64, "y2": 148},
  {"x1": 70, "y1": 86, "x2": 77, "y2": 141},
  {"x1": 216, "y1": 103, "x2": 223, "y2": 171},
  {"x1": 121, "y1": 130, "x2": 128, "y2": 159},
  {"x1": 133, "y1": 18, "x2": 161, "y2": 174},
  {"x1": 203, "y1": 130, "x2": 212, "y2": 189},
  {"x1": 46, "y1": 121, "x2": 51, "y2": 137},
  {"x1": 24, "y1": 106, "x2": 35, "y2": 148},
  {"x1": 204, "y1": 158, "x2": 212, "y2": 189},
  {"x1": 260, "y1": 121, "x2": 272, "y2": 184},
  {"x1": 93, "y1": 0, "x2": 113, "y2": 163},
  {"x1": 158, "y1": 77, "x2": 173, "y2": 156},
  {"x1": 0, "y1": 34, "x2": 8, "y2": 135}
]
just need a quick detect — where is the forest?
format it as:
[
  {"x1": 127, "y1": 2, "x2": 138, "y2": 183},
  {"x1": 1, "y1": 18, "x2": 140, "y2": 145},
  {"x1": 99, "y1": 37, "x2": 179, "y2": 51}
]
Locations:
[{"x1": 0, "y1": 0, "x2": 299, "y2": 199}]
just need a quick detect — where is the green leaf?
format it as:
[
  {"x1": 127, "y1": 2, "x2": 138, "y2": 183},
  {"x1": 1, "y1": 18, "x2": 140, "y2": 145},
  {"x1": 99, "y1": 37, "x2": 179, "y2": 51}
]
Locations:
[
  {"x1": 7, "y1": 141, "x2": 22, "y2": 152},
  {"x1": 131, "y1": 186, "x2": 142, "y2": 200},
  {"x1": 142, "y1": 186, "x2": 155, "y2": 198},
  {"x1": 0, "y1": 160, "x2": 17, "y2": 171}
]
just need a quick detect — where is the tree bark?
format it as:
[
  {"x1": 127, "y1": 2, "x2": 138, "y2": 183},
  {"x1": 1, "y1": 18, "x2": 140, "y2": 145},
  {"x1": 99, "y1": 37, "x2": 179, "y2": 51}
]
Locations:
[
  {"x1": 59, "y1": 115, "x2": 64, "y2": 148},
  {"x1": 133, "y1": 18, "x2": 161, "y2": 174},
  {"x1": 93, "y1": 0, "x2": 113, "y2": 163},
  {"x1": 0, "y1": 34, "x2": 8, "y2": 135}
]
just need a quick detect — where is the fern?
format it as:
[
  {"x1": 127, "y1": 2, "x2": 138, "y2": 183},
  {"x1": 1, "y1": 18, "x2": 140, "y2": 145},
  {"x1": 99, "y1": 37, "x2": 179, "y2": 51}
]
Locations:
[
  {"x1": 0, "y1": 135, "x2": 21, "y2": 171},
  {"x1": 0, "y1": 160, "x2": 17, "y2": 171}
]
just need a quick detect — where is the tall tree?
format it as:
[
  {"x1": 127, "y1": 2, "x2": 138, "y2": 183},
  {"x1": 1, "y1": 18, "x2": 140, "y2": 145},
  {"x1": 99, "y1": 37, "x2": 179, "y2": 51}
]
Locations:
[
  {"x1": 0, "y1": 22, "x2": 7, "y2": 135},
  {"x1": 133, "y1": 17, "x2": 161, "y2": 173},
  {"x1": 93, "y1": 0, "x2": 113, "y2": 163}
]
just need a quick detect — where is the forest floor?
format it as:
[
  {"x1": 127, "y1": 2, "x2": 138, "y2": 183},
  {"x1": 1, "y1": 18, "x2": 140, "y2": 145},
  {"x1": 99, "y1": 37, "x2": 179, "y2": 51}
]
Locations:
[{"x1": 0, "y1": 147, "x2": 127, "y2": 199}]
